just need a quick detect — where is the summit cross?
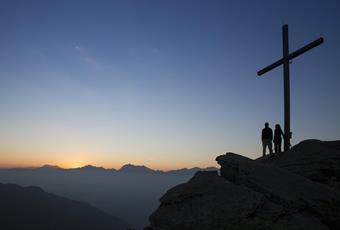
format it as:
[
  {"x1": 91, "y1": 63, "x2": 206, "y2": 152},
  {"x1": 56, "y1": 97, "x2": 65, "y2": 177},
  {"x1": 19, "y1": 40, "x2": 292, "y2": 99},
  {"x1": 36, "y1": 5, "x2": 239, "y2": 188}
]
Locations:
[{"x1": 257, "y1": 24, "x2": 324, "y2": 152}]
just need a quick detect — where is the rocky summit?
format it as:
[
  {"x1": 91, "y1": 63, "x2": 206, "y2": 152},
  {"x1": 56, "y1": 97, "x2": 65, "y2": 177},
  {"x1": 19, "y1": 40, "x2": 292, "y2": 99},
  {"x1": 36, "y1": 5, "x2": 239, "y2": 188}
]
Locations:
[{"x1": 147, "y1": 140, "x2": 340, "y2": 230}]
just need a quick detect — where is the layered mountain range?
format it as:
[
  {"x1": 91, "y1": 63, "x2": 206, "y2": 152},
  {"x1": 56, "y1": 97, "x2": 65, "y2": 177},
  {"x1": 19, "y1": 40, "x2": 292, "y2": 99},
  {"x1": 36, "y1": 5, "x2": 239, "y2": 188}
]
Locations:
[
  {"x1": 3, "y1": 163, "x2": 217, "y2": 175},
  {"x1": 0, "y1": 163, "x2": 216, "y2": 229}
]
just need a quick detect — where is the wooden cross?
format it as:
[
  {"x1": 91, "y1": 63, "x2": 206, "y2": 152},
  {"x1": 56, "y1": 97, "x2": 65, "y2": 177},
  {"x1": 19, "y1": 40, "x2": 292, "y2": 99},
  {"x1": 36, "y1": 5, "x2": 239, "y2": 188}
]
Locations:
[{"x1": 257, "y1": 24, "x2": 324, "y2": 152}]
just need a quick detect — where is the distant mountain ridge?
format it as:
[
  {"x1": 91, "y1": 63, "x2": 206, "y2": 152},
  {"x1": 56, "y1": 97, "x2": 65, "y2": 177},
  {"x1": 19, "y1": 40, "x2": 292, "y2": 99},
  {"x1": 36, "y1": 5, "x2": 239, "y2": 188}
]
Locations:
[
  {"x1": 41, "y1": 164, "x2": 61, "y2": 169},
  {"x1": 119, "y1": 164, "x2": 158, "y2": 173},
  {"x1": 2, "y1": 164, "x2": 217, "y2": 174}
]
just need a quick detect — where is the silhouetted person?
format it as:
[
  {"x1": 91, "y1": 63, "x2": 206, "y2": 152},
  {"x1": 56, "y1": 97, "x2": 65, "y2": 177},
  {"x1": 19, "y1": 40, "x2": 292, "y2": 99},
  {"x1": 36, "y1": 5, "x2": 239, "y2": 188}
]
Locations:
[
  {"x1": 274, "y1": 124, "x2": 284, "y2": 153},
  {"x1": 261, "y1": 122, "x2": 273, "y2": 156}
]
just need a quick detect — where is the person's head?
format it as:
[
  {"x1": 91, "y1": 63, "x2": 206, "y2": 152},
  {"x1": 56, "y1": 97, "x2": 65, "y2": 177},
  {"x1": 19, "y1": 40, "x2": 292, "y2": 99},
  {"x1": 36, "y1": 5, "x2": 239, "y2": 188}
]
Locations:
[
  {"x1": 264, "y1": 122, "x2": 269, "y2": 128},
  {"x1": 275, "y1": 124, "x2": 281, "y2": 129}
]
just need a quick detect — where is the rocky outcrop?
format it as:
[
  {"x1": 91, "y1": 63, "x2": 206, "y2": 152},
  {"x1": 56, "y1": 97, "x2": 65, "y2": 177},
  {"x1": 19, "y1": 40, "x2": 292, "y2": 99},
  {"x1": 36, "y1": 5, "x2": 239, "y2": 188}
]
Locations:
[
  {"x1": 148, "y1": 140, "x2": 340, "y2": 230},
  {"x1": 258, "y1": 140, "x2": 340, "y2": 190}
]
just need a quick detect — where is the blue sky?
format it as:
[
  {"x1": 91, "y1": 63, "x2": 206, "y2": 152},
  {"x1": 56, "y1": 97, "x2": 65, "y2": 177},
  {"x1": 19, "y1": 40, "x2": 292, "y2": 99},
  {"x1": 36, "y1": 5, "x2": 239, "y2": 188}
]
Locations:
[{"x1": 0, "y1": 0, "x2": 339, "y2": 169}]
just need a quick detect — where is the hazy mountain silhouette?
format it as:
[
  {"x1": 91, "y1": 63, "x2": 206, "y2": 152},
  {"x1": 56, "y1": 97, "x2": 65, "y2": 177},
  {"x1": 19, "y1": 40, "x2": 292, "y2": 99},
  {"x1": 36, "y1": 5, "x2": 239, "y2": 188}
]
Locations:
[
  {"x1": 0, "y1": 164, "x2": 217, "y2": 174},
  {"x1": 0, "y1": 164, "x2": 216, "y2": 229},
  {"x1": 3, "y1": 163, "x2": 216, "y2": 174},
  {"x1": 0, "y1": 183, "x2": 130, "y2": 230},
  {"x1": 118, "y1": 164, "x2": 160, "y2": 174},
  {"x1": 41, "y1": 164, "x2": 61, "y2": 169},
  {"x1": 70, "y1": 165, "x2": 109, "y2": 173}
]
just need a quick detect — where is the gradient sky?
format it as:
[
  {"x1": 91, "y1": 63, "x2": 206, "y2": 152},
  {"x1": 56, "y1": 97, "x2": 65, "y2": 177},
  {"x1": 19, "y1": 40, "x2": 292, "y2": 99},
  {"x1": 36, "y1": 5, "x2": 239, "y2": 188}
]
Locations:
[{"x1": 0, "y1": 0, "x2": 339, "y2": 169}]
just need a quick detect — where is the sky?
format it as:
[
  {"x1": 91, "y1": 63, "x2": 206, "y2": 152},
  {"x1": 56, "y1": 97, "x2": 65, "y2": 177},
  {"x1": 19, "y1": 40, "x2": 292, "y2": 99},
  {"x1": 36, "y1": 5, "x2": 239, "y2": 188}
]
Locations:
[{"x1": 0, "y1": 0, "x2": 339, "y2": 170}]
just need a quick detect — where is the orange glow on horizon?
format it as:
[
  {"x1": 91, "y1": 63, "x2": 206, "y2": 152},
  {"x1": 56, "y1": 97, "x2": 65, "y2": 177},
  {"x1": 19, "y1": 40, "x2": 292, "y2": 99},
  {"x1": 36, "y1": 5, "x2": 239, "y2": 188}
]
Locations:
[
  {"x1": 0, "y1": 147, "x2": 218, "y2": 171},
  {"x1": 0, "y1": 159, "x2": 217, "y2": 171}
]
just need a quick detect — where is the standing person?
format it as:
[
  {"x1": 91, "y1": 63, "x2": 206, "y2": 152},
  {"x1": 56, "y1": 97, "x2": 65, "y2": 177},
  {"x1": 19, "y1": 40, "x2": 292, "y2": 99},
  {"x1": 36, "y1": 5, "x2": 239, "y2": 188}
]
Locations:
[
  {"x1": 274, "y1": 124, "x2": 284, "y2": 153},
  {"x1": 261, "y1": 122, "x2": 273, "y2": 156}
]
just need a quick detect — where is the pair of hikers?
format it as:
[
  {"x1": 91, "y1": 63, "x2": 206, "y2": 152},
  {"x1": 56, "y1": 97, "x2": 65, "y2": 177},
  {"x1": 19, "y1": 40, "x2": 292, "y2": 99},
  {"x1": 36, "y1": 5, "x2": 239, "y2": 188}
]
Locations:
[{"x1": 261, "y1": 122, "x2": 284, "y2": 156}]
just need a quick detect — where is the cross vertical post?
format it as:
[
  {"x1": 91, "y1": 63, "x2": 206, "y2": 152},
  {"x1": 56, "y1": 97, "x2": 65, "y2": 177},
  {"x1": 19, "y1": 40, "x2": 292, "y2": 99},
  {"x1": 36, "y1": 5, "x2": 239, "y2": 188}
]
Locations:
[{"x1": 282, "y1": 24, "x2": 291, "y2": 152}]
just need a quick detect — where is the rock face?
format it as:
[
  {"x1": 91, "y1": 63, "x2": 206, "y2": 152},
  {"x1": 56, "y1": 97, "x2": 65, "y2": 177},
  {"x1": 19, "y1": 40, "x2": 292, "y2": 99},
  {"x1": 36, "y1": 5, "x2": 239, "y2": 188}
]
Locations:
[{"x1": 148, "y1": 140, "x2": 340, "y2": 230}]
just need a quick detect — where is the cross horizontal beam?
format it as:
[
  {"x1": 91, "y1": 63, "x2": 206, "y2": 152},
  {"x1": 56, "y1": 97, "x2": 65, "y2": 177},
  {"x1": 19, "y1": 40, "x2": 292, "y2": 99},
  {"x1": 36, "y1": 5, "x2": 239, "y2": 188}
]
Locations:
[{"x1": 257, "y1": 37, "x2": 324, "y2": 76}]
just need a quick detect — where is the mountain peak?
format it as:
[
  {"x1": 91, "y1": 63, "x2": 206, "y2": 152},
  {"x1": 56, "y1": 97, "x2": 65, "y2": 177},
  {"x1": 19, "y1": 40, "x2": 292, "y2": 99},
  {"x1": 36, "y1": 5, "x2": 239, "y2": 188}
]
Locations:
[
  {"x1": 40, "y1": 164, "x2": 61, "y2": 169},
  {"x1": 118, "y1": 164, "x2": 154, "y2": 173},
  {"x1": 77, "y1": 165, "x2": 106, "y2": 171}
]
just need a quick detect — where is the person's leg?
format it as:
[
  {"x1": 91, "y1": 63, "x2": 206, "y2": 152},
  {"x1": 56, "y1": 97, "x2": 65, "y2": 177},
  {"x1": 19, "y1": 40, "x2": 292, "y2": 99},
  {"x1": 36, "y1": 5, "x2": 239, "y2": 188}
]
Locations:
[
  {"x1": 274, "y1": 142, "x2": 278, "y2": 154},
  {"x1": 262, "y1": 140, "x2": 266, "y2": 156},
  {"x1": 269, "y1": 141, "x2": 273, "y2": 154},
  {"x1": 278, "y1": 141, "x2": 282, "y2": 153}
]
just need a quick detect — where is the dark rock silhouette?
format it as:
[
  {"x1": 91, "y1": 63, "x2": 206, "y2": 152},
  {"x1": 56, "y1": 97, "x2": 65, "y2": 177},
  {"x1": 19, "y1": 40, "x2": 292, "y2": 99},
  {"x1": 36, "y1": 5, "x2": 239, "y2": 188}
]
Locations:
[
  {"x1": 148, "y1": 139, "x2": 340, "y2": 230},
  {"x1": 0, "y1": 183, "x2": 130, "y2": 230}
]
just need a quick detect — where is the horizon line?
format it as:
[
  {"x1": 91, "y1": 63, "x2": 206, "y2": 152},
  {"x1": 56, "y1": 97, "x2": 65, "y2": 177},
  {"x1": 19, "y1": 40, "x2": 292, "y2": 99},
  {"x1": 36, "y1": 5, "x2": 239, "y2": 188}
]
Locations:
[{"x1": 0, "y1": 163, "x2": 218, "y2": 172}]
